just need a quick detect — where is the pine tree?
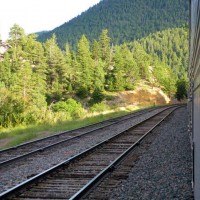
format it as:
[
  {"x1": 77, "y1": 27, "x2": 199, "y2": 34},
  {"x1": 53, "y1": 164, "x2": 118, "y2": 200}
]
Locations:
[
  {"x1": 44, "y1": 34, "x2": 67, "y2": 102},
  {"x1": 8, "y1": 24, "x2": 26, "y2": 72},
  {"x1": 175, "y1": 78, "x2": 188, "y2": 100},
  {"x1": 24, "y1": 33, "x2": 47, "y2": 98},
  {"x1": 98, "y1": 30, "x2": 115, "y2": 91},
  {"x1": 76, "y1": 35, "x2": 94, "y2": 93},
  {"x1": 131, "y1": 42, "x2": 152, "y2": 80},
  {"x1": 7, "y1": 25, "x2": 47, "y2": 110},
  {"x1": 92, "y1": 40, "x2": 105, "y2": 90},
  {"x1": 63, "y1": 43, "x2": 76, "y2": 94},
  {"x1": 0, "y1": 53, "x2": 12, "y2": 87},
  {"x1": 99, "y1": 29, "x2": 111, "y2": 62},
  {"x1": 113, "y1": 46, "x2": 126, "y2": 90},
  {"x1": 120, "y1": 44, "x2": 140, "y2": 89}
]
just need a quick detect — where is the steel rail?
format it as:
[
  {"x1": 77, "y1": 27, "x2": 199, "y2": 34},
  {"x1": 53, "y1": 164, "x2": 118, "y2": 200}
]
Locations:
[
  {"x1": 0, "y1": 105, "x2": 167, "y2": 154},
  {"x1": 0, "y1": 107, "x2": 157, "y2": 155},
  {"x1": 0, "y1": 106, "x2": 179, "y2": 199},
  {"x1": 69, "y1": 106, "x2": 178, "y2": 200},
  {"x1": 0, "y1": 106, "x2": 169, "y2": 167}
]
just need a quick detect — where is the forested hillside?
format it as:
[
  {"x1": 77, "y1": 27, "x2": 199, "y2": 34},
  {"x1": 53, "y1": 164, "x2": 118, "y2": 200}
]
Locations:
[
  {"x1": 37, "y1": 0, "x2": 189, "y2": 49},
  {"x1": 0, "y1": 25, "x2": 188, "y2": 128},
  {"x1": 137, "y1": 27, "x2": 189, "y2": 79}
]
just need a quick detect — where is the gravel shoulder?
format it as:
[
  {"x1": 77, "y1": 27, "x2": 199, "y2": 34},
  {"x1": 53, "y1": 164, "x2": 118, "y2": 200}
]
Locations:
[{"x1": 109, "y1": 106, "x2": 193, "y2": 200}]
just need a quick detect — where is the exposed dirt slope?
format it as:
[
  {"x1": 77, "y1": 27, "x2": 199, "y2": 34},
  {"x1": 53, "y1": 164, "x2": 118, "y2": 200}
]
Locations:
[{"x1": 108, "y1": 84, "x2": 171, "y2": 106}]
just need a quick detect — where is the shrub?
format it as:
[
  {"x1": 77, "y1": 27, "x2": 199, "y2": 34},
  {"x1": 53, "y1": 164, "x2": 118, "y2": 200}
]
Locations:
[
  {"x1": 76, "y1": 86, "x2": 89, "y2": 99},
  {"x1": 51, "y1": 98, "x2": 85, "y2": 119},
  {"x1": 90, "y1": 102, "x2": 110, "y2": 113},
  {"x1": 65, "y1": 98, "x2": 85, "y2": 119},
  {"x1": 89, "y1": 88, "x2": 105, "y2": 105},
  {"x1": 43, "y1": 110, "x2": 71, "y2": 124},
  {"x1": 0, "y1": 87, "x2": 24, "y2": 127},
  {"x1": 22, "y1": 106, "x2": 47, "y2": 125},
  {"x1": 51, "y1": 101, "x2": 68, "y2": 112}
]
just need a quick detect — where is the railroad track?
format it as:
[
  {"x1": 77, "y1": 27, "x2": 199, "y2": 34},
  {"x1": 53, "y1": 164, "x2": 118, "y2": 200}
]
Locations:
[
  {"x1": 0, "y1": 106, "x2": 172, "y2": 194},
  {"x1": 0, "y1": 106, "x2": 165, "y2": 167},
  {"x1": 0, "y1": 106, "x2": 179, "y2": 200}
]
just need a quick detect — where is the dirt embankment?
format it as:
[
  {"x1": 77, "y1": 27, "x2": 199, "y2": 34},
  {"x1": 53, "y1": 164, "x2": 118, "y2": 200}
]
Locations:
[{"x1": 109, "y1": 86, "x2": 171, "y2": 106}]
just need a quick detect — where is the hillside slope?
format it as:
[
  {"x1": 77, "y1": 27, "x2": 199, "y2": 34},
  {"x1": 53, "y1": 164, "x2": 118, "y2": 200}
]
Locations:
[
  {"x1": 135, "y1": 27, "x2": 189, "y2": 79},
  {"x1": 37, "y1": 0, "x2": 189, "y2": 49}
]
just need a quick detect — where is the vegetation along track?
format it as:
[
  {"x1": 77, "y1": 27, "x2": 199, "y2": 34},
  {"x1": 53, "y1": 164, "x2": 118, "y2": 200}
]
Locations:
[
  {"x1": 0, "y1": 106, "x2": 166, "y2": 166},
  {"x1": 0, "y1": 106, "x2": 179, "y2": 199}
]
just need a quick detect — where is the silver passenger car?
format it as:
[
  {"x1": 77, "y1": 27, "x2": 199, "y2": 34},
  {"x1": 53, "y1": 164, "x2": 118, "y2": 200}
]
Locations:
[{"x1": 189, "y1": 0, "x2": 200, "y2": 199}]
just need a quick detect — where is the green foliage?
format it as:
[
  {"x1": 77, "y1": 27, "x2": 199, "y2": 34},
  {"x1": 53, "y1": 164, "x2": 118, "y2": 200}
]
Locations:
[
  {"x1": 22, "y1": 106, "x2": 46, "y2": 125},
  {"x1": 44, "y1": 34, "x2": 69, "y2": 102},
  {"x1": 76, "y1": 86, "x2": 90, "y2": 99},
  {"x1": 0, "y1": 23, "x2": 188, "y2": 128},
  {"x1": 76, "y1": 35, "x2": 94, "y2": 90},
  {"x1": 89, "y1": 102, "x2": 110, "y2": 113},
  {"x1": 131, "y1": 42, "x2": 152, "y2": 80},
  {"x1": 0, "y1": 53, "x2": 12, "y2": 87},
  {"x1": 113, "y1": 44, "x2": 140, "y2": 90},
  {"x1": 152, "y1": 63, "x2": 176, "y2": 95},
  {"x1": 51, "y1": 101, "x2": 69, "y2": 112},
  {"x1": 52, "y1": 98, "x2": 85, "y2": 119},
  {"x1": 139, "y1": 27, "x2": 189, "y2": 79},
  {"x1": 0, "y1": 107, "x2": 142, "y2": 149},
  {"x1": 175, "y1": 78, "x2": 188, "y2": 101},
  {"x1": 37, "y1": 0, "x2": 189, "y2": 50},
  {"x1": 89, "y1": 88, "x2": 105, "y2": 105},
  {"x1": 0, "y1": 86, "x2": 24, "y2": 127},
  {"x1": 99, "y1": 30, "x2": 111, "y2": 62}
]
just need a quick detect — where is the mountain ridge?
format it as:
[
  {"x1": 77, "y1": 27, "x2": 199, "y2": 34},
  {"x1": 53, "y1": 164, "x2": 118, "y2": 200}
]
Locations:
[{"x1": 37, "y1": 0, "x2": 189, "y2": 49}]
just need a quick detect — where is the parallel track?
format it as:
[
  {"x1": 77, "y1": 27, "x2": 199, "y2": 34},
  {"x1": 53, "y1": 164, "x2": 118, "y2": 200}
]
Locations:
[
  {"x1": 0, "y1": 106, "x2": 165, "y2": 167},
  {"x1": 0, "y1": 106, "x2": 178, "y2": 200}
]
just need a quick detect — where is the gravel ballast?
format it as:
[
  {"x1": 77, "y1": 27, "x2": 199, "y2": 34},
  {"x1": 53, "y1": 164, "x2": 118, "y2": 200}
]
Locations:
[
  {"x1": 0, "y1": 107, "x2": 168, "y2": 193},
  {"x1": 108, "y1": 106, "x2": 193, "y2": 200}
]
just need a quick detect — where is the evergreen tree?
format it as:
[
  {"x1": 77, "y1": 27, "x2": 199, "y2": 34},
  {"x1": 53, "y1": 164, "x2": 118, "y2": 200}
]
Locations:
[
  {"x1": 0, "y1": 83, "x2": 24, "y2": 127},
  {"x1": 92, "y1": 40, "x2": 105, "y2": 90},
  {"x1": 152, "y1": 62, "x2": 176, "y2": 96},
  {"x1": 99, "y1": 29, "x2": 111, "y2": 62},
  {"x1": 113, "y1": 46, "x2": 126, "y2": 90},
  {"x1": 76, "y1": 35, "x2": 94, "y2": 93},
  {"x1": 63, "y1": 43, "x2": 77, "y2": 93},
  {"x1": 131, "y1": 42, "x2": 152, "y2": 80},
  {"x1": 8, "y1": 24, "x2": 26, "y2": 72},
  {"x1": 175, "y1": 78, "x2": 188, "y2": 100},
  {"x1": 0, "y1": 23, "x2": 187, "y2": 127},
  {"x1": 37, "y1": 0, "x2": 189, "y2": 50},
  {"x1": 24, "y1": 33, "x2": 47, "y2": 98},
  {"x1": 44, "y1": 34, "x2": 67, "y2": 102},
  {"x1": 139, "y1": 27, "x2": 189, "y2": 79},
  {"x1": 120, "y1": 44, "x2": 140, "y2": 90},
  {"x1": 98, "y1": 30, "x2": 115, "y2": 91},
  {"x1": 0, "y1": 53, "x2": 12, "y2": 87},
  {"x1": 8, "y1": 25, "x2": 47, "y2": 111},
  {"x1": 90, "y1": 87, "x2": 105, "y2": 105}
]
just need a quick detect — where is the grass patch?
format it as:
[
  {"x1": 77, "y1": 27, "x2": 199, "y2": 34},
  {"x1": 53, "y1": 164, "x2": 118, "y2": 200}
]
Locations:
[{"x1": 0, "y1": 105, "x2": 152, "y2": 149}]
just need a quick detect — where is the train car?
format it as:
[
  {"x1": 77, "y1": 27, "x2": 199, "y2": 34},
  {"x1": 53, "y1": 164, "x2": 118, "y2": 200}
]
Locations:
[{"x1": 189, "y1": 0, "x2": 200, "y2": 199}]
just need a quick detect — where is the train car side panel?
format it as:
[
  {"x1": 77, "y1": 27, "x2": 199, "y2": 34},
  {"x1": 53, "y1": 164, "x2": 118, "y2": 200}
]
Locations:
[{"x1": 190, "y1": 0, "x2": 200, "y2": 199}]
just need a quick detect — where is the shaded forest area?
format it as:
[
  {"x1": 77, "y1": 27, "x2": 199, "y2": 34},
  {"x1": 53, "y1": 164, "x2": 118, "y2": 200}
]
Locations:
[{"x1": 0, "y1": 24, "x2": 188, "y2": 128}]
